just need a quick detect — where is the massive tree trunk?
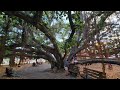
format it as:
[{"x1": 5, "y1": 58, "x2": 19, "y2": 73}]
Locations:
[
  {"x1": 0, "y1": 38, "x2": 4, "y2": 65},
  {"x1": 9, "y1": 48, "x2": 16, "y2": 66},
  {"x1": 29, "y1": 27, "x2": 63, "y2": 69},
  {"x1": 13, "y1": 11, "x2": 63, "y2": 69},
  {"x1": 0, "y1": 37, "x2": 4, "y2": 65},
  {"x1": 9, "y1": 56, "x2": 15, "y2": 67},
  {"x1": 0, "y1": 16, "x2": 11, "y2": 65},
  {"x1": 0, "y1": 57, "x2": 3, "y2": 65}
]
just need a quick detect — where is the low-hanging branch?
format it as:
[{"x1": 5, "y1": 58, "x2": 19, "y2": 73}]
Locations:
[
  {"x1": 4, "y1": 11, "x2": 62, "y2": 59},
  {"x1": 29, "y1": 29, "x2": 61, "y2": 60}
]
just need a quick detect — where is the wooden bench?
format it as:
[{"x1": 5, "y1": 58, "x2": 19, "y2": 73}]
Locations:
[
  {"x1": 68, "y1": 64, "x2": 80, "y2": 77},
  {"x1": 80, "y1": 68, "x2": 106, "y2": 79}
]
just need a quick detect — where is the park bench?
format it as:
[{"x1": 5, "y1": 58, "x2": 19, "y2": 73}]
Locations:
[
  {"x1": 80, "y1": 68, "x2": 106, "y2": 79},
  {"x1": 68, "y1": 64, "x2": 80, "y2": 77}
]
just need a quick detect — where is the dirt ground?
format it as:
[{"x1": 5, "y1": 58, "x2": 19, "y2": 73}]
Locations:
[
  {"x1": 77, "y1": 63, "x2": 120, "y2": 79},
  {"x1": 0, "y1": 64, "x2": 32, "y2": 79},
  {"x1": 16, "y1": 63, "x2": 77, "y2": 79},
  {"x1": 0, "y1": 63, "x2": 120, "y2": 79},
  {"x1": 0, "y1": 63, "x2": 76, "y2": 79}
]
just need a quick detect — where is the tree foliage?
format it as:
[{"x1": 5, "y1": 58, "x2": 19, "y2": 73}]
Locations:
[{"x1": 0, "y1": 11, "x2": 120, "y2": 69}]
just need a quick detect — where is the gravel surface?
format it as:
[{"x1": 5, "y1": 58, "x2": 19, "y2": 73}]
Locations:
[
  {"x1": 1, "y1": 63, "x2": 120, "y2": 79},
  {"x1": 16, "y1": 63, "x2": 76, "y2": 79}
]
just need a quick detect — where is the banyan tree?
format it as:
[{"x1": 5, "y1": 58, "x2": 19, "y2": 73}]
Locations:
[{"x1": 0, "y1": 11, "x2": 120, "y2": 70}]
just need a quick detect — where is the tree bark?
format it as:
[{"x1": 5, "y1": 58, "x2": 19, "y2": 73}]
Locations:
[
  {"x1": 4, "y1": 11, "x2": 61, "y2": 57},
  {"x1": 0, "y1": 57, "x2": 3, "y2": 65},
  {"x1": 77, "y1": 58, "x2": 120, "y2": 65},
  {"x1": 9, "y1": 55, "x2": 15, "y2": 67},
  {"x1": 67, "y1": 11, "x2": 115, "y2": 62}
]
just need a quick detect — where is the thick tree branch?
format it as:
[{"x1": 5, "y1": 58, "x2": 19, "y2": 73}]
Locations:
[
  {"x1": 67, "y1": 11, "x2": 115, "y2": 62},
  {"x1": 68, "y1": 11, "x2": 76, "y2": 41},
  {"x1": 63, "y1": 11, "x2": 76, "y2": 59},
  {"x1": 77, "y1": 58, "x2": 120, "y2": 65},
  {"x1": 4, "y1": 11, "x2": 62, "y2": 59}
]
